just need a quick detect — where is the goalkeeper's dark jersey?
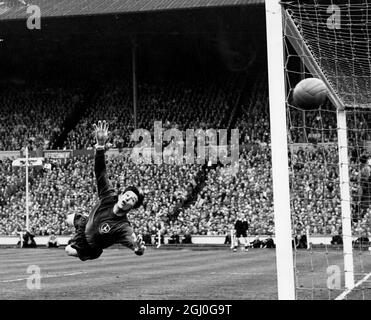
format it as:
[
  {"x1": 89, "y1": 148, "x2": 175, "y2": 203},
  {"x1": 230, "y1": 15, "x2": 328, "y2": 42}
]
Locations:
[{"x1": 84, "y1": 149, "x2": 135, "y2": 251}]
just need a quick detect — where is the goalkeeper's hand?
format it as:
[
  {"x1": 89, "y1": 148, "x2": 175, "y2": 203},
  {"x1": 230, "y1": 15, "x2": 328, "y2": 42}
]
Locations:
[{"x1": 93, "y1": 120, "x2": 109, "y2": 149}]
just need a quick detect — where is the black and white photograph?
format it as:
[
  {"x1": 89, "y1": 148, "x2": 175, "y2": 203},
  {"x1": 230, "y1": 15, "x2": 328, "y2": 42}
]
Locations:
[{"x1": 0, "y1": 0, "x2": 370, "y2": 307}]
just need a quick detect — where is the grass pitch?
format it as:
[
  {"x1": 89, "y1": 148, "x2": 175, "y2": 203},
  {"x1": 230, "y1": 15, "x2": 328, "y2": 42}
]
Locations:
[{"x1": 0, "y1": 247, "x2": 370, "y2": 300}]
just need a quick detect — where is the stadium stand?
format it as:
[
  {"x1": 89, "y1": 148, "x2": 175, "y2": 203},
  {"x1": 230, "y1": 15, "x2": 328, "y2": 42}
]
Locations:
[
  {"x1": 1, "y1": 71, "x2": 371, "y2": 240},
  {"x1": 2, "y1": 139, "x2": 371, "y2": 239},
  {"x1": 0, "y1": 85, "x2": 83, "y2": 151},
  {"x1": 0, "y1": 0, "x2": 370, "y2": 244},
  {"x1": 63, "y1": 73, "x2": 246, "y2": 150}
]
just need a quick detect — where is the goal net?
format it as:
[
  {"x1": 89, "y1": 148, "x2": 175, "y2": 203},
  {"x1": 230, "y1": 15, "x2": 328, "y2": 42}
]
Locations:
[{"x1": 267, "y1": 0, "x2": 371, "y2": 299}]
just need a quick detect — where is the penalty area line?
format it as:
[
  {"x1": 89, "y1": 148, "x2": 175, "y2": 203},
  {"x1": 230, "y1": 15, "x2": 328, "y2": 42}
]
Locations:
[
  {"x1": 335, "y1": 272, "x2": 371, "y2": 300},
  {"x1": 0, "y1": 271, "x2": 88, "y2": 283}
]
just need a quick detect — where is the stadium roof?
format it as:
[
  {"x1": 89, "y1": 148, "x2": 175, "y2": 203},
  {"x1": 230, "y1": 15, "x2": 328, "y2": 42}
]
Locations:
[{"x1": 0, "y1": 0, "x2": 264, "y2": 21}]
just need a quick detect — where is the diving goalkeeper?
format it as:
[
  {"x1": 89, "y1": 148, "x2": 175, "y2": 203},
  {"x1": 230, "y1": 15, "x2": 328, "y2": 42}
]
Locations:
[{"x1": 65, "y1": 120, "x2": 146, "y2": 261}]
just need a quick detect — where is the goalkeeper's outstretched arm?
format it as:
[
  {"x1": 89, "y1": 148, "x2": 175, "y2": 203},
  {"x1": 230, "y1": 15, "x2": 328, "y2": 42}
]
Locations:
[{"x1": 93, "y1": 120, "x2": 114, "y2": 199}]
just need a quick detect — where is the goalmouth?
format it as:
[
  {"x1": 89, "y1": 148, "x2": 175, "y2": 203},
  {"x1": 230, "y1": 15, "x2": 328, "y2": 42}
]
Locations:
[{"x1": 265, "y1": 0, "x2": 371, "y2": 299}]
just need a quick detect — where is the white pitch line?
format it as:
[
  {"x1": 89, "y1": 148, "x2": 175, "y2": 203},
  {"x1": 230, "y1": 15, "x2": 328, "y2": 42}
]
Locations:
[
  {"x1": 335, "y1": 272, "x2": 371, "y2": 300},
  {"x1": 209, "y1": 272, "x2": 268, "y2": 275},
  {"x1": 0, "y1": 271, "x2": 87, "y2": 283}
]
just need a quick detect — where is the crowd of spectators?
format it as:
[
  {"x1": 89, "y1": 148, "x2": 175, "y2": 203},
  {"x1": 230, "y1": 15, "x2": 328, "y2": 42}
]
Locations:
[
  {"x1": 2, "y1": 140, "x2": 370, "y2": 239},
  {"x1": 1, "y1": 76, "x2": 371, "y2": 241},
  {"x1": 0, "y1": 85, "x2": 82, "y2": 151},
  {"x1": 1, "y1": 142, "x2": 370, "y2": 238},
  {"x1": 0, "y1": 152, "x2": 203, "y2": 238},
  {"x1": 63, "y1": 81, "x2": 134, "y2": 150},
  {"x1": 63, "y1": 74, "x2": 245, "y2": 150},
  {"x1": 174, "y1": 146, "x2": 274, "y2": 236},
  {"x1": 236, "y1": 72, "x2": 270, "y2": 146}
]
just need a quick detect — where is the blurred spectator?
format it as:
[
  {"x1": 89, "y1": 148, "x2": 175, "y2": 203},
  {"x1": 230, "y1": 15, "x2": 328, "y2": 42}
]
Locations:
[
  {"x1": 250, "y1": 235, "x2": 263, "y2": 248},
  {"x1": 181, "y1": 231, "x2": 192, "y2": 244},
  {"x1": 224, "y1": 232, "x2": 232, "y2": 245},
  {"x1": 233, "y1": 213, "x2": 249, "y2": 252},
  {"x1": 168, "y1": 230, "x2": 180, "y2": 244},
  {"x1": 22, "y1": 230, "x2": 37, "y2": 248},
  {"x1": 262, "y1": 235, "x2": 275, "y2": 248},
  {"x1": 47, "y1": 232, "x2": 59, "y2": 248},
  {"x1": 331, "y1": 231, "x2": 343, "y2": 245},
  {"x1": 294, "y1": 233, "x2": 308, "y2": 249},
  {"x1": 353, "y1": 233, "x2": 370, "y2": 248},
  {"x1": 144, "y1": 232, "x2": 153, "y2": 245}
]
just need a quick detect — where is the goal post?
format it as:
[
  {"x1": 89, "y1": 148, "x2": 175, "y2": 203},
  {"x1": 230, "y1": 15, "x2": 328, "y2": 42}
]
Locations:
[
  {"x1": 337, "y1": 109, "x2": 355, "y2": 289},
  {"x1": 283, "y1": 4, "x2": 355, "y2": 289},
  {"x1": 264, "y1": 0, "x2": 369, "y2": 299},
  {"x1": 265, "y1": 0, "x2": 296, "y2": 300},
  {"x1": 283, "y1": 0, "x2": 355, "y2": 290}
]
